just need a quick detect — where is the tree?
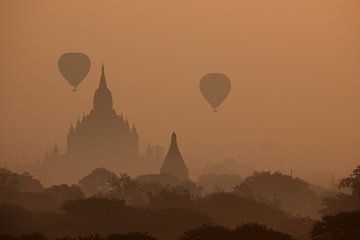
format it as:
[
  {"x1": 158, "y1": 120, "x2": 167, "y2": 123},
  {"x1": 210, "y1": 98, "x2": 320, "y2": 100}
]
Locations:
[
  {"x1": 340, "y1": 165, "x2": 360, "y2": 203},
  {"x1": 109, "y1": 174, "x2": 147, "y2": 206},
  {"x1": 0, "y1": 233, "x2": 48, "y2": 240},
  {"x1": 17, "y1": 233, "x2": 47, "y2": 240},
  {"x1": 233, "y1": 223, "x2": 295, "y2": 240},
  {"x1": 0, "y1": 168, "x2": 43, "y2": 192},
  {"x1": 197, "y1": 174, "x2": 242, "y2": 192},
  {"x1": 179, "y1": 181, "x2": 203, "y2": 197},
  {"x1": 60, "y1": 197, "x2": 211, "y2": 239},
  {"x1": 311, "y1": 211, "x2": 360, "y2": 240},
  {"x1": 79, "y1": 168, "x2": 117, "y2": 197},
  {"x1": 180, "y1": 223, "x2": 295, "y2": 240},
  {"x1": 107, "y1": 232, "x2": 158, "y2": 240},
  {"x1": 0, "y1": 168, "x2": 19, "y2": 190},
  {"x1": 135, "y1": 174, "x2": 181, "y2": 187},
  {"x1": 180, "y1": 225, "x2": 230, "y2": 240},
  {"x1": 147, "y1": 187, "x2": 192, "y2": 209},
  {"x1": 319, "y1": 193, "x2": 359, "y2": 216},
  {"x1": 234, "y1": 171, "x2": 320, "y2": 217},
  {"x1": 43, "y1": 184, "x2": 84, "y2": 211}
]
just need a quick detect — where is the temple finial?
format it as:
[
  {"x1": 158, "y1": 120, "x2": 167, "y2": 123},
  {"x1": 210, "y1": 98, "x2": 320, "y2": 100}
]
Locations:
[
  {"x1": 171, "y1": 132, "x2": 177, "y2": 142},
  {"x1": 99, "y1": 64, "x2": 107, "y2": 88}
]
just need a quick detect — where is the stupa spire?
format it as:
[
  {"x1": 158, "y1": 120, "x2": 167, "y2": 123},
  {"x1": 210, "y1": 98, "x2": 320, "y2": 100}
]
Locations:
[
  {"x1": 160, "y1": 132, "x2": 189, "y2": 181},
  {"x1": 99, "y1": 64, "x2": 107, "y2": 88}
]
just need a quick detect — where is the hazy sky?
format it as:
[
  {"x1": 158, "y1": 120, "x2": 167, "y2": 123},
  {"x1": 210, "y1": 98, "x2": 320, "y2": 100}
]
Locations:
[{"x1": 0, "y1": 0, "x2": 359, "y2": 182}]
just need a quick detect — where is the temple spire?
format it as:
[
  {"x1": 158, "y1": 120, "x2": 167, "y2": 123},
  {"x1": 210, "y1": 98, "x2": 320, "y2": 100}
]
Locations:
[
  {"x1": 160, "y1": 132, "x2": 189, "y2": 181},
  {"x1": 171, "y1": 132, "x2": 177, "y2": 144},
  {"x1": 99, "y1": 64, "x2": 107, "y2": 88},
  {"x1": 168, "y1": 132, "x2": 180, "y2": 153},
  {"x1": 93, "y1": 64, "x2": 113, "y2": 111}
]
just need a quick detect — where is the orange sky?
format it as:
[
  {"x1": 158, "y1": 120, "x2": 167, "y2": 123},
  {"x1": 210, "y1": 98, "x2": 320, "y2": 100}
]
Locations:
[{"x1": 0, "y1": 0, "x2": 359, "y2": 184}]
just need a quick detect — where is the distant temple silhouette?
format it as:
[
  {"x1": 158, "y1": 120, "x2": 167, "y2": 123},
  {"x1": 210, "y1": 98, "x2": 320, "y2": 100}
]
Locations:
[
  {"x1": 160, "y1": 132, "x2": 189, "y2": 181},
  {"x1": 40, "y1": 65, "x2": 191, "y2": 184},
  {"x1": 45, "y1": 65, "x2": 139, "y2": 171}
]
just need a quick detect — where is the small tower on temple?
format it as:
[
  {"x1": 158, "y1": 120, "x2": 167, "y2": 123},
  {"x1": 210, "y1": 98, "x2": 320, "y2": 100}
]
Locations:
[
  {"x1": 52, "y1": 143, "x2": 60, "y2": 156},
  {"x1": 160, "y1": 132, "x2": 189, "y2": 181},
  {"x1": 45, "y1": 142, "x2": 60, "y2": 161},
  {"x1": 329, "y1": 173, "x2": 338, "y2": 191}
]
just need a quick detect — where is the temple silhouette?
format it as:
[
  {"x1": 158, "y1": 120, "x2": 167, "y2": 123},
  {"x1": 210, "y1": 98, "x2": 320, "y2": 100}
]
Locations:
[
  {"x1": 44, "y1": 65, "x2": 139, "y2": 176},
  {"x1": 66, "y1": 64, "x2": 139, "y2": 161},
  {"x1": 40, "y1": 65, "x2": 190, "y2": 184},
  {"x1": 160, "y1": 132, "x2": 189, "y2": 181}
]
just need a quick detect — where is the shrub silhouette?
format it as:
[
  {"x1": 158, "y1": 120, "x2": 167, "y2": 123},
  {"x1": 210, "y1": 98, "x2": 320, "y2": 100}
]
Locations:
[
  {"x1": 0, "y1": 233, "x2": 47, "y2": 240},
  {"x1": 180, "y1": 223, "x2": 295, "y2": 240},
  {"x1": 0, "y1": 168, "x2": 317, "y2": 240},
  {"x1": 232, "y1": 223, "x2": 295, "y2": 240},
  {"x1": 180, "y1": 225, "x2": 230, "y2": 240},
  {"x1": 107, "y1": 232, "x2": 158, "y2": 240}
]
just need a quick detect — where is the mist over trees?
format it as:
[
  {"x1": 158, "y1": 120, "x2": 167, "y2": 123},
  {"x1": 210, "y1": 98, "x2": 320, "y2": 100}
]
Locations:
[
  {"x1": 233, "y1": 171, "x2": 321, "y2": 217},
  {"x1": 1, "y1": 165, "x2": 360, "y2": 240}
]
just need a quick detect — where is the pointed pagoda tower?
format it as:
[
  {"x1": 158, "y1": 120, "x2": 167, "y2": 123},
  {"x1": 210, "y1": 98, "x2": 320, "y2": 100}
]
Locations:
[
  {"x1": 160, "y1": 132, "x2": 189, "y2": 181},
  {"x1": 93, "y1": 64, "x2": 113, "y2": 113},
  {"x1": 64, "y1": 64, "x2": 139, "y2": 166}
]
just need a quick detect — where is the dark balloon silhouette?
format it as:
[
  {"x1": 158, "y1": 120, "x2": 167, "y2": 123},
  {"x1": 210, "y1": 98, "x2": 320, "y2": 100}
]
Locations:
[
  {"x1": 58, "y1": 52, "x2": 91, "y2": 91},
  {"x1": 199, "y1": 73, "x2": 231, "y2": 112}
]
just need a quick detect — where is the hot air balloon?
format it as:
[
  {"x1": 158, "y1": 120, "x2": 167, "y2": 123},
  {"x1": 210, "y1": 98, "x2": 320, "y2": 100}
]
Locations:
[
  {"x1": 200, "y1": 73, "x2": 231, "y2": 112},
  {"x1": 58, "y1": 52, "x2": 91, "y2": 91}
]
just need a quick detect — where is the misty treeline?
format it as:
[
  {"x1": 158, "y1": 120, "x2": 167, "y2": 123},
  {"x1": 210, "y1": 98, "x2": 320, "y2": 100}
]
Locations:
[{"x1": 1, "y1": 166, "x2": 360, "y2": 240}]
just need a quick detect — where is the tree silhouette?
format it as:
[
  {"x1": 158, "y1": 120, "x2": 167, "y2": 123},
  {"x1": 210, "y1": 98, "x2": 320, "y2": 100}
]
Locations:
[
  {"x1": 107, "y1": 232, "x2": 158, "y2": 240},
  {"x1": 180, "y1": 223, "x2": 295, "y2": 240},
  {"x1": 0, "y1": 168, "x2": 43, "y2": 192},
  {"x1": 234, "y1": 171, "x2": 320, "y2": 217},
  {"x1": 319, "y1": 193, "x2": 359, "y2": 216},
  {"x1": 109, "y1": 174, "x2": 147, "y2": 205},
  {"x1": 79, "y1": 168, "x2": 117, "y2": 197},
  {"x1": 233, "y1": 223, "x2": 295, "y2": 240},
  {"x1": 311, "y1": 211, "x2": 360, "y2": 240},
  {"x1": 340, "y1": 165, "x2": 360, "y2": 203},
  {"x1": 180, "y1": 225, "x2": 230, "y2": 240},
  {"x1": 147, "y1": 186, "x2": 192, "y2": 209},
  {"x1": 0, "y1": 233, "x2": 47, "y2": 240},
  {"x1": 197, "y1": 174, "x2": 242, "y2": 192}
]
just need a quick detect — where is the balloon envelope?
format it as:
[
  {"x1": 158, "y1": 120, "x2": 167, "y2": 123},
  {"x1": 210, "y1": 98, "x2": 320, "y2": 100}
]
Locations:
[
  {"x1": 58, "y1": 52, "x2": 91, "y2": 91},
  {"x1": 200, "y1": 73, "x2": 231, "y2": 112}
]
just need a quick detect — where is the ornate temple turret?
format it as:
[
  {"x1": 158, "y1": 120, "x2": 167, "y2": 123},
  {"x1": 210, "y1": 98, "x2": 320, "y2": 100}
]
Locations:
[
  {"x1": 131, "y1": 124, "x2": 138, "y2": 135},
  {"x1": 69, "y1": 124, "x2": 74, "y2": 133},
  {"x1": 125, "y1": 118, "x2": 130, "y2": 131},
  {"x1": 52, "y1": 143, "x2": 60, "y2": 156},
  {"x1": 45, "y1": 142, "x2": 60, "y2": 161},
  {"x1": 160, "y1": 132, "x2": 189, "y2": 181},
  {"x1": 76, "y1": 118, "x2": 81, "y2": 130}
]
